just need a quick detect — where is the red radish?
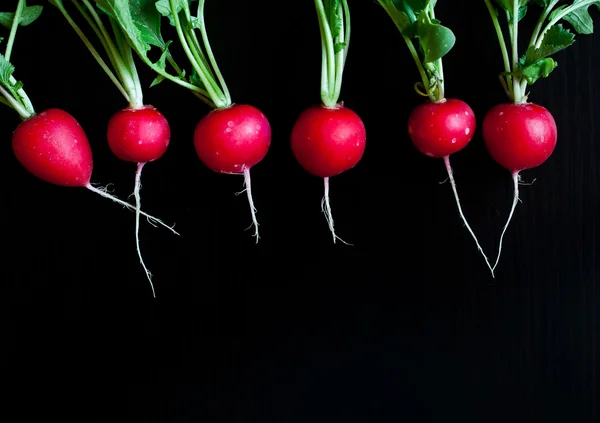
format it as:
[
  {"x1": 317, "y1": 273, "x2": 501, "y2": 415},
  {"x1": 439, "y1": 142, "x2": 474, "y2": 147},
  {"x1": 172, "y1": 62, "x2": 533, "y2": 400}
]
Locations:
[
  {"x1": 291, "y1": 104, "x2": 366, "y2": 243},
  {"x1": 291, "y1": 105, "x2": 366, "y2": 178},
  {"x1": 482, "y1": 102, "x2": 557, "y2": 270},
  {"x1": 194, "y1": 105, "x2": 270, "y2": 174},
  {"x1": 13, "y1": 108, "x2": 93, "y2": 187},
  {"x1": 482, "y1": 0, "x2": 580, "y2": 272},
  {"x1": 290, "y1": 1, "x2": 364, "y2": 243},
  {"x1": 52, "y1": 0, "x2": 180, "y2": 296},
  {"x1": 11, "y1": 108, "x2": 179, "y2": 233},
  {"x1": 193, "y1": 104, "x2": 271, "y2": 239},
  {"x1": 107, "y1": 106, "x2": 170, "y2": 163},
  {"x1": 408, "y1": 99, "x2": 475, "y2": 158},
  {"x1": 407, "y1": 99, "x2": 493, "y2": 274},
  {"x1": 375, "y1": 0, "x2": 493, "y2": 274}
]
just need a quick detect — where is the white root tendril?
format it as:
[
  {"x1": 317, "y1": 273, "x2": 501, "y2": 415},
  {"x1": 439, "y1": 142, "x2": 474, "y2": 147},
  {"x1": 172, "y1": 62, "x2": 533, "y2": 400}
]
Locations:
[
  {"x1": 492, "y1": 170, "x2": 521, "y2": 273},
  {"x1": 321, "y1": 177, "x2": 352, "y2": 246},
  {"x1": 443, "y1": 156, "x2": 494, "y2": 277},
  {"x1": 86, "y1": 183, "x2": 179, "y2": 236},
  {"x1": 134, "y1": 162, "x2": 155, "y2": 298},
  {"x1": 235, "y1": 167, "x2": 259, "y2": 243}
]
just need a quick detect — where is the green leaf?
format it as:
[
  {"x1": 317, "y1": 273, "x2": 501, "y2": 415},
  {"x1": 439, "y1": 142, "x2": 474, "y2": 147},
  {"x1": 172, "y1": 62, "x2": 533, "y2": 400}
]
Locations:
[
  {"x1": 520, "y1": 24, "x2": 575, "y2": 65},
  {"x1": 0, "y1": 5, "x2": 43, "y2": 29},
  {"x1": 413, "y1": 10, "x2": 455, "y2": 62},
  {"x1": 0, "y1": 53, "x2": 24, "y2": 96},
  {"x1": 155, "y1": 0, "x2": 192, "y2": 26},
  {"x1": 519, "y1": 57, "x2": 558, "y2": 84},
  {"x1": 149, "y1": 39, "x2": 172, "y2": 86},
  {"x1": 550, "y1": 0, "x2": 600, "y2": 35}
]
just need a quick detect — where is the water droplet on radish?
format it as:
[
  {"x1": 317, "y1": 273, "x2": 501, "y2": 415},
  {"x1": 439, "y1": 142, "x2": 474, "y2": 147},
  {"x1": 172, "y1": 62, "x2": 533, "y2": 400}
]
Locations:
[
  {"x1": 227, "y1": 121, "x2": 234, "y2": 128},
  {"x1": 225, "y1": 128, "x2": 232, "y2": 133},
  {"x1": 138, "y1": 140, "x2": 142, "y2": 144},
  {"x1": 451, "y1": 138, "x2": 457, "y2": 144},
  {"x1": 465, "y1": 127, "x2": 470, "y2": 135}
]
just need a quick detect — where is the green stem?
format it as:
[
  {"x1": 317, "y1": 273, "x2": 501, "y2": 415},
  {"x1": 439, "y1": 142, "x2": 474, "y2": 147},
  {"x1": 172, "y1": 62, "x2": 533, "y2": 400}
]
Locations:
[
  {"x1": 4, "y1": 0, "x2": 25, "y2": 62},
  {"x1": 81, "y1": 0, "x2": 138, "y2": 102},
  {"x1": 331, "y1": 0, "x2": 349, "y2": 105},
  {"x1": 404, "y1": 36, "x2": 436, "y2": 101},
  {"x1": 484, "y1": 0, "x2": 514, "y2": 101},
  {"x1": 183, "y1": 29, "x2": 223, "y2": 101},
  {"x1": 170, "y1": 0, "x2": 225, "y2": 108},
  {"x1": 197, "y1": 0, "x2": 231, "y2": 106},
  {"x1": 9, "y1": 74, "x2": 34, "y2": 114},
  {"x1": 53, "y1": 0, "x2": 131, "y2": 103},
  {"x1": 511, "y1": 0, "x2": 523, "y2": 103},
  {"x1": 0, "y1": 85, "x2": 32, "y2": 120},
  {"x1": 428, "y1": 6, "x2": 444, "y2": 100},
  {"x1": 314, "y1": 0, "x2": 336, "y2": 107}
]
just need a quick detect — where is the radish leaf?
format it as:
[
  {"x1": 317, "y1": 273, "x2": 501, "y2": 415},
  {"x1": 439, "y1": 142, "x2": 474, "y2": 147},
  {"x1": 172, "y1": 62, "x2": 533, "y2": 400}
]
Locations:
[
  {"x1": 0, "y1": 5, "x2": 43, "y2": 29},
  {"x1": 550, "y1": 0, "x2": 600, "y2": 35}
]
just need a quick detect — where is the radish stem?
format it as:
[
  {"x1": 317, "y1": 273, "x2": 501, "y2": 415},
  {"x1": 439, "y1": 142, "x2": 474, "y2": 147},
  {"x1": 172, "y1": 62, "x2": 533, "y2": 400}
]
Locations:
[
  {"x1": 133, "y1": 162, "x2": 155, "y2": 297},
  {"x1": 443, "y1": 155, "x2": 494, "y2": 276},
  {"x1": 4, "y1": 0, "x2": 24, "y2": 62},
  {"x1": 321, "y1": 177, "x2": 351, "y2": 245},
  {"x1": 86, "y1": 183, "x2": 179, "y2": 235},
  {"x1": 492, "y1": 170, "x2": 520, "y2": 272}
]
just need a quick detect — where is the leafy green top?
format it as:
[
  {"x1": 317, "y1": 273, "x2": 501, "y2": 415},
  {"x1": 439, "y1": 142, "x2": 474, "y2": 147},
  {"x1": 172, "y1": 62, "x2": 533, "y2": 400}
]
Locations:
[
  {"x1": 0, "y1": 0, "x2": 41, "y2": 120},
  {"x1": 314, "y1": 0, "x2": 351, "y2": 108},
  {"x1": 376, "y1": 0, "x2": 456, "y2": 102},
  {"x1": 96, "y1": 0, "x2": 229, "y2": 109},
  {"x1": 484, "y1": 0, "x2": 600, "y2": 103}
]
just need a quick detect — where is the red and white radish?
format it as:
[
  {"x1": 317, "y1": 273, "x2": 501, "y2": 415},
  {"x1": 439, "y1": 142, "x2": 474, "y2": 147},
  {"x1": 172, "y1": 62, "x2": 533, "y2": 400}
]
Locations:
[
  {"x1": 290, "y1": 0, "x2": 365, "y2": 243},
  {"x1": 482, "y1": 102, "x2": 557, "y2": 269},
  {"x1": 193, "y1": 104, "x2": 271, "y2": 238},
  {"x1": 291, "y1": 104, "x2": 366, "y2": 242},
  {"x1": 377, "y1": 0, "x2": 493, "y2": 274},
  {"x1": 482, "y1": 0, "x2": 592, "y2": 272}
]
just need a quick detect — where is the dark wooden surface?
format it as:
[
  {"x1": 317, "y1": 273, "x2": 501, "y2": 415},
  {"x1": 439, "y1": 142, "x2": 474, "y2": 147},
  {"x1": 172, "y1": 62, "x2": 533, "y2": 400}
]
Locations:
[{"x1": 2, "y1": 1, "x2": 598, "y2": 421}]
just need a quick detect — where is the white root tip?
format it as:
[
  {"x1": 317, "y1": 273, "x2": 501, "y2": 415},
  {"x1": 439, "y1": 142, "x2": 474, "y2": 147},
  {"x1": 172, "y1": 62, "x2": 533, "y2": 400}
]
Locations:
[
  {"x1": 322, "y1": 177, "x2": 353, "y2": 246},
  {"x1": 492, "y1": 170, "x2": 521, "y2": 273},
  {"x1": 242, "y1": 167, "x2": 260, "y2": 243},
  {"x1": 134, "y1": 162, "x2": 156, "y2": 298},
  {"x1": 86, "y1": 182, "x2": 179, "y2": 236},
  {"x1": 443, "y1": 156, "x2": 495, "y2": 277}
]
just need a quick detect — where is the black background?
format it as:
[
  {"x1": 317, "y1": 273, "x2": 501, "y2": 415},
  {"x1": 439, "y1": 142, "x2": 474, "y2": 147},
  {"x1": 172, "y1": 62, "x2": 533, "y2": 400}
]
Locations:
[{"x1": 2, "y1": 0, "x2": 599, "y2": 421}]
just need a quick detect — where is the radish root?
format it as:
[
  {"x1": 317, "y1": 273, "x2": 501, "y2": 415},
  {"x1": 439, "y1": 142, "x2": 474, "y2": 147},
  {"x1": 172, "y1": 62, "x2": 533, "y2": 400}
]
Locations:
[
  {"x1": 443, "y1": 156, "x2": 494, "y2": 277},
  {"x1": 86, "y1": 183, "x2": 179, "y2": 236},
  {"x1": 492, "y1": 170, "x2": 520, "y2": 273},
  {"x1": 133, "y1": 162, "x2": 155, "y2": 297},
  {"x1": 236, "y1": 167, "x2": 259, "y2": 243},
  {"x1": 321, "y1": 177, "x2": 352, "y2": 246}
]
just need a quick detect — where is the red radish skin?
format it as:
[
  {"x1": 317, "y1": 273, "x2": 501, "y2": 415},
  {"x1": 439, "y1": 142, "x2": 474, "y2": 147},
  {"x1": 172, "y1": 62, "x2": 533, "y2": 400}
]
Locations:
[
  {"x1": 407, "y1": 99, "x2": 494, "y2": 275},
  {"x1": 12, "y1": 108, "x2": 93, "y2": 187},
  {"x1": 12, "y1": 108, "x2": 178, "y2": 243},
  {"x1": 407, "y1": 98, "x2": 476, "y2": 158},
  {"x1": 291, "y1": 104, "x2": 366, "y2": 243},
  {"x1": 107, "y1": 105, "x2": 170, "y2": 163},
  {"x1": 194, "y1": 104, "x2": 271, "y2": 241},
  {"x1": 107, "y1": 105, "x2": 172, "y2": 297},
  {"x1": 482, "y1": 102, "x2": 558, "y2": 272}
]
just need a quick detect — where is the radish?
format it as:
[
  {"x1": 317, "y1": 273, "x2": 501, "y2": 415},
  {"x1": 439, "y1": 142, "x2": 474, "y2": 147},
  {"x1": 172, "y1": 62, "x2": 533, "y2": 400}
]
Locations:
[
  {"x1": 376, "y1": 0, "x2": 493, "y2": 274},
  {"x1": 51, "y1": 0, "x2": 177, "y2": 296},
  {"x1": 483, "y1": 0, "x2": 598, "y2": 272},
  {"x1": 290, "y1": 0, "x2": 366, "y2": 243},
  {"x1": 101, "y1": 0, "x2": 271, "y2": 242}
]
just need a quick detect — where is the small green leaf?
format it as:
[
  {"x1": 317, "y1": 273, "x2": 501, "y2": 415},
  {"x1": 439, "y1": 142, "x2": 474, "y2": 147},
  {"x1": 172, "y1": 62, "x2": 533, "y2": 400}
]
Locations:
[
  {"x1": 413, "y1": 11, "x2": 455, "y2": 62},
  {"x1": 155, "y1": 0, "x2": 190, "y2": 26},
  {"x1": 149, "y1": 39, "x2": 172, "y2": 87},
  {"x1": 550, "y1": 0, "x2": 600, "y2": 35},
  {"x1": 520, "y1": 24, "x2": 575, "y2": 66},
  {"x1": 0, "y1": 53, "x2": 24, "y2": 98},
  {"x1": 0, "y1": 5, "x2": 43, "y2": 29},
  {"x1": 519, "y1": 57, "x2": 558, "y2": 84}
]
